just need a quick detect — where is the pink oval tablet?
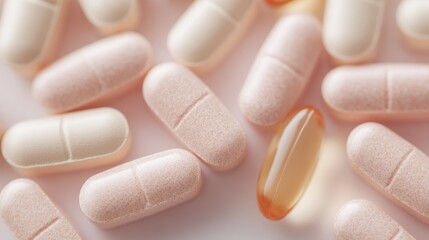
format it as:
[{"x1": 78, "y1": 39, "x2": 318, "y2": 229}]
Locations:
[
  {"x1": 79, "y1": 149, "x2": 202, "y2": 228},
  {"x1": 334, "y1": 199, "x2": 415, "y2": 240},
  {"x1": 33, "y1": 32, "x2": 152, "y2": 113},
  {"x1": 143, "y1": 63, "x2": 247, "y2": 171},
  {"x1": 239, "y1": 14, "x2": 322, "y2": 126},
  {"x1": 322, "y1": 64, "x2": 429, "y2": 122},
  {"x1": 347, "y1": 122, "x2": 429, "y2": 223},
  {"x1": 0, "y1": 179, "x2": 81, "y2": 239}
]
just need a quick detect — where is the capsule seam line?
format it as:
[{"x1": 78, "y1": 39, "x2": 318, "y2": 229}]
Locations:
[
  {"x1": 173, "y1": 92, "x2": 210, "y2": 130},
  {"x1": 386, "y1": 148, "x2": 414, "y2": 188},
  {"x1": 204, "y1": 0, "x2": 238, "y2": 25},
  {"x1": 30, "y1": 216, "x2": 60, "y2": 240}
]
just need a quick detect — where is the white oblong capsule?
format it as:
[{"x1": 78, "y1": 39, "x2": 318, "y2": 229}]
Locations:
[
  {"x1": 347, "y1": 123, "x2": 429, "y2": 223},
  {"x1": 33, "y1": 32, "x2": 152, "y2": 113},
  {"x1": 397, "y1": 0, "x2": 429, "y2": 50},
  {"x1": 143, "y1": 63, "x2": 247, "y2": 171},
  {"x1": 239, "y1": 14, "x2": 322, "y2": 126},
  {"x1": 322, "y1": 64, "x2": 429, "y2": 122},
  {"x1": 167, "y1": 0, "x2": 258, "y2": 71},
  {"x1": 334, "y1": 200, "x2": 415, "y2": 240},
  {"x1": 78, "y1": 0, "x2": 140, "y2": 35},
  {"x1": 0, "y1": 0, "x2": 66, "y2": 76},
  {"x1": 323, "y1": 0, "x2": 386, "y2": 64},
  {"x1": 0, "y1": 179, "x2": 81, "y2": 239},
  {"x1": 1, "y1": 107, "x2": 131, "y2": 175},
  {"x1": 79, "y1": 149, "x2": 202, "y2": 228}
]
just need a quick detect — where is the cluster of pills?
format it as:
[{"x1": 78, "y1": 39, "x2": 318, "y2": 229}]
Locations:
[{"x1": 0, "y1": 0, "x2": 427, "y2": 239}]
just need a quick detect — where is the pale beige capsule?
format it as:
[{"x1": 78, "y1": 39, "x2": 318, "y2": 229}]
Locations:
[
  {"x1": 1, "y1": 107, "x2": 130, "y2": 175},
  {"x1": 323, "y1": 0, "x2": 386, "y2": 64},
  {"x1": 397, "y1": 0, "x2": 429, "y2": 50},
  {"x1": 334, "y1": 199, "x2": 415, "y2": 240},
  {"x1": 167, "y1": 0, "x2": 258, "y2": 71},
  {"x1": 79, "y1": 0, "x2": 140, "y2": 35},
  {"x1": 79, "y1": 149, "x2": 202, "y2": 228},
  {"x1": 347, "y1": 123, "x2": 429, "y2": 223},
  {"x1": 0, "y1": 0, "x2": 66, "y2": 76},
  {"x1": 143, "y1": 63, "x2": 247, "y2": 171},
  {"x1": 0, "y1": 179, "x2": 81, "y2": 240}
]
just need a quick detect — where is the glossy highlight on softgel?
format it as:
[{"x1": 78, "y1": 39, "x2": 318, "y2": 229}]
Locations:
[
  {"x1": 79, "y1": 149, "x2": 202, "y2": 228},
  {"x1": 347, "y1": 123, "x2": 429, "y2": 223},
  {"x1": 257, "y1": 107, "x2": 324, "y2": 220},
  {"x1": 0, "y1": 179, "x2": 81, "y2": 239}
]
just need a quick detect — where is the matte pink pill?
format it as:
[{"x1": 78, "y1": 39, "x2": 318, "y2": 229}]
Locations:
[
  {"x1": 79, "y1": 149, "x2": 202, "y2": 228},
  {"x1": 334, "y1": 199, "x2": 415, "y2": 240},
  {"x1": 0, "y1": 179, "x2": 81, "y2": 239},
  {"x1": 143, "y1": 63, "x2": 247, "y2": 171},
  {"x1": 33, "y1": 32, "x2": 152, "y2": 113},
  {"x1": 239, "y1": 14, "x2": 322, "y2": 126},
  {"x1": 347, "y1": 122, "x2": 429, "y2": 223},
  {"x1": 322, "y1": 64, "x2": 429, "y2": 122}
]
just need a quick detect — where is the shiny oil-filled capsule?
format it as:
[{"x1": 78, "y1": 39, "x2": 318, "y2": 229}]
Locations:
[
  {"x1": 265, "y1": 0, "x2": 292, "y2": 6},
  {"x1": 257, "y1": 107, "x2": 324, "y2": 220}
]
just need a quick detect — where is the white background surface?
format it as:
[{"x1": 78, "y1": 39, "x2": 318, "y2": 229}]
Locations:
[{"x1": 0, "y1": 0, "x2": 429, "y2": 239}]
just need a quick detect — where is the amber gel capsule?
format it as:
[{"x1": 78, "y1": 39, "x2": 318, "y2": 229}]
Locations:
[
  {"x1": 257, "y1": 107, "x2": 324, "y2": 220},
  {"x1": 266, "y1": 0, "x2": 293, "y2": 6}
]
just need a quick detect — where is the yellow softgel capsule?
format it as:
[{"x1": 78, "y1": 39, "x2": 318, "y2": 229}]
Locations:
[{"x1": 257, "y1": 107, "x2": 324, "y2": 220}]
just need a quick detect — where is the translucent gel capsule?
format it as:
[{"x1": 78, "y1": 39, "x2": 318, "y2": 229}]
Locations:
[
  {"x1": 266, "y1": 0, "x2": 293, "y2": 6},
  {"x1": 277, "y1": 0, "x2": 325, "y2": 19},
  {"x1": 257, "y1": 107, "x2": 324, "y2": 220}
]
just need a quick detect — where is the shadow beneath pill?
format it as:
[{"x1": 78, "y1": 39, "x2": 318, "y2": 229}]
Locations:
[{"x1": 56, "y1": 0, "x2": 99, "y2": 59}]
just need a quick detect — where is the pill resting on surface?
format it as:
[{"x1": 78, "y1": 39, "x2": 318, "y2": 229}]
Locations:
[
  {"x1": 168, "y1": 0, "x2": 258, "y2": 71},
  {"x1": 33, "y1": 32, "x2": 152, "y2": 113},
  {"x1": 80, "y1": 149, "x2": 202, "y2": 228},
  {"x1": 322, "y1": 64, "x2": 429, "y2": 122},
  {"x1": 277, "y1": 0, "x2": 325, "y2": 19},
  {"x1": 397, "y1": 0, "x2": 429, "y2": 50},
  {"x1": 0, "y1": 0, "x2": 66, "y2": 76},
  {"x1": 1, "y1": 107, "x2": 131, "y2": 176},
  {"x1": 79, "y1": 0, "x2": 140, "y2": 35},
  {"x1": 334, "y1": 199, "x2": 415, "y2": 240},
  {"x1": 257, "y1": 107, "x2": 324, "y2": 220},
  {"x1": 265, "y1": 0, "x2": 292, "y2": 6},
  {"x1": 239, "y1": 14, "x2": 322, "y2": 126},
  {"x1": 143, "y1": 63, "x2": 247, "y2": 171},
  {"x1": 347, "y1": 123, "x2": 429, "y2": 223},
  {"x1": 323, "y1": 0, "x2": 386, "y2": 64},
  {"x1": 0, "y1": 179, "x2": 81, "y2": 240}
]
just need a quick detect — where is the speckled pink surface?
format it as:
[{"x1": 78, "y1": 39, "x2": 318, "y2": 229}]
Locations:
[
  {"x1": 79, "y1": 149, "x2": 202, "y2": 228},
  {"x1": 334, "y1": 199, "x2": 415, "y2": 240},
  {"x1": 240, "y1": 14, "x2": 321, "y2": 126},
  {"x1": 143, "y1": 63, "x2": 246, "y2": 171},
  {"x1": 322, "y1": 64, "x2": 429, "y2": 122},
  {"x1": 0, "y1": 0, "x2": 429, "y2": 239},
  {"x1": 347, "y1": 123, "x2": 429, "y2": 223},
  {"x1": 0, "y1": 179, "x2": 80, "y2": 239}
]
